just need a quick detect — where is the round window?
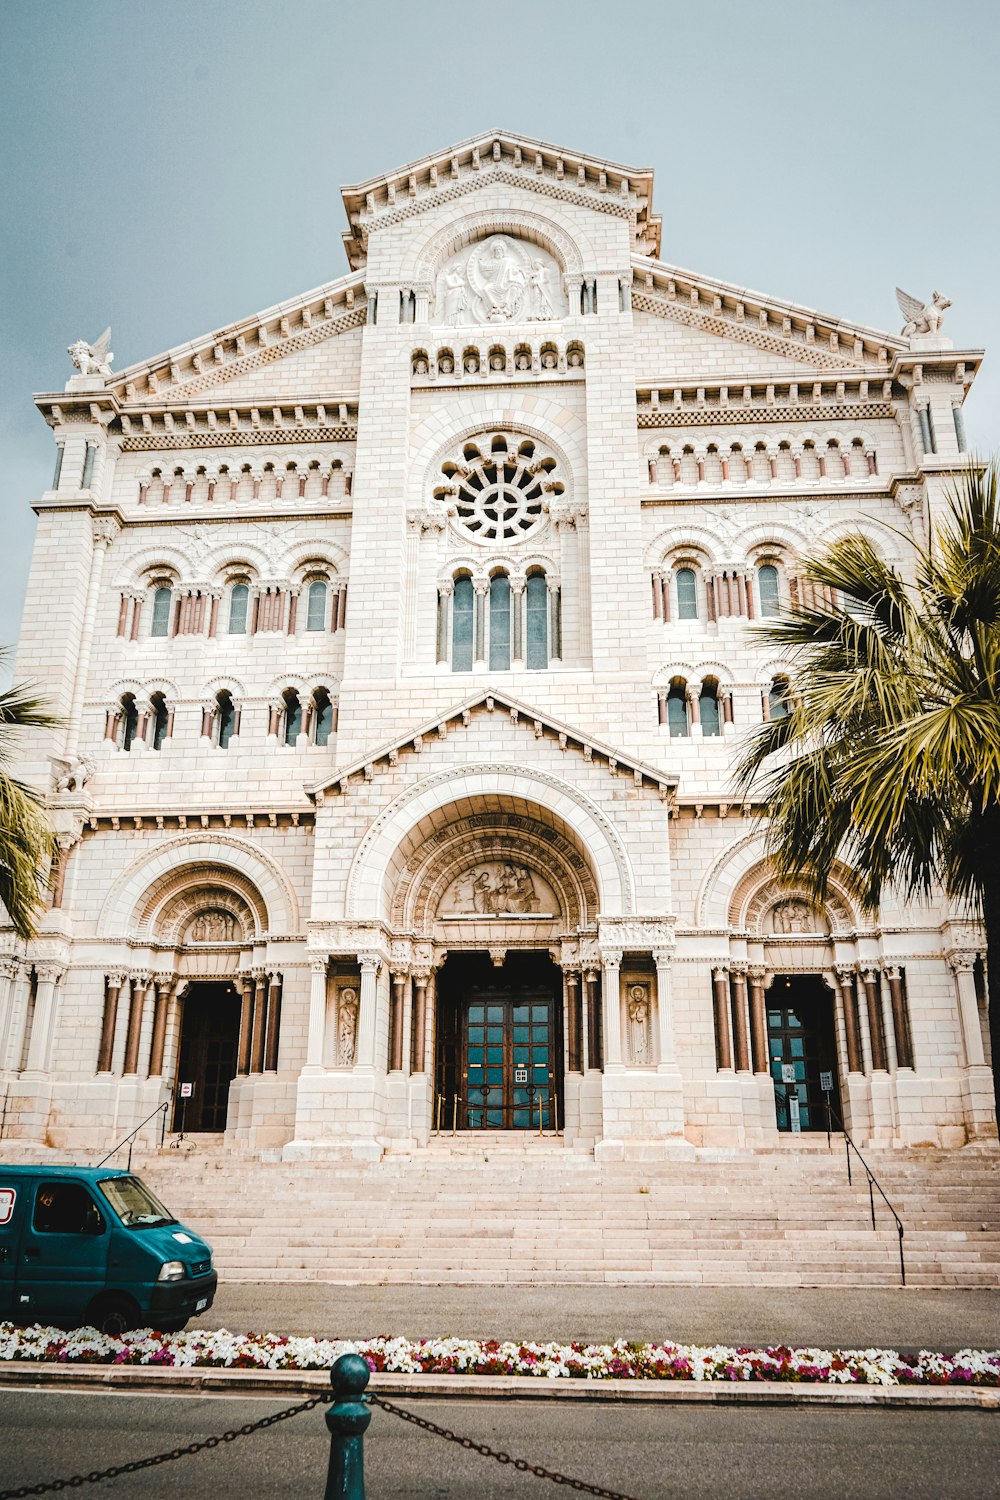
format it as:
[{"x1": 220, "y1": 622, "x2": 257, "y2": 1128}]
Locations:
[{"x1": 448, "y1": 438, "x2": 559, "y2": 544}]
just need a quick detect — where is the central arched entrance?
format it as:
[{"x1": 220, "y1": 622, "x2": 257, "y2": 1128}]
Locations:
[
  {"x1": 436, "y1": 951, "x2": 563, "y2": 1130},
  {"x1": 173, "y1": 981, "x2": 242, "y2": 1132},
  {"x1": 767, "y1": 974, "x2": 842, "y2": 1132}
]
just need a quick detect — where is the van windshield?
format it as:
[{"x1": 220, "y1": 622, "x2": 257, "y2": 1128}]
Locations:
[{"x1": 97, "y1": 1176, "x2": 176, "y2": 1229}]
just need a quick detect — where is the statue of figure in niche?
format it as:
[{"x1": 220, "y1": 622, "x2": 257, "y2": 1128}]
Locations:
[
  {"x1": 189, "y1": 910, "x2": 236, "y2": 943},
  {"x1": 442, "y1": 267, "x2": 468, "y2": 325},
  {"x1": 628, "y1": 984, "x2": 650, "y2": 1064},
  {"x1": 338, "y1": 988, "x2": 359, "y2": 1066}
]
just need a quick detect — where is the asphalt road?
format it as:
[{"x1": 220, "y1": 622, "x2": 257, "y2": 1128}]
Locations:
[
  {"x1": 204, "y1": 1283, "x2": 1000, "y2": 1352},
  {"x1": 1, "y1": 1389, "x2": 999, "y2": 1500}
]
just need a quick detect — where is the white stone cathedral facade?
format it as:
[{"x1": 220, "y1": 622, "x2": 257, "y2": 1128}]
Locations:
[{"x1": 1, "y1": 131, "x2": 993, "y2": 1160}]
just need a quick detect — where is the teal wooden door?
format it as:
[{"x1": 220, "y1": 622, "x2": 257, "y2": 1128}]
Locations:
[{"x1": 463, "y1": 997, "x2": 555, "y2": 1129}]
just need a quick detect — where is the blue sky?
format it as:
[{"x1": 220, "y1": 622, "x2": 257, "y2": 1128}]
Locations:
[{"x1": 2, "y1": 0, "x2": 998, "y2": 666}]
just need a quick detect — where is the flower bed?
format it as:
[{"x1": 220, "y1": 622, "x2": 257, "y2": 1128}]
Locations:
[{"x1": 2, "y1": 1324, "x2": 999, "y2": 1386}]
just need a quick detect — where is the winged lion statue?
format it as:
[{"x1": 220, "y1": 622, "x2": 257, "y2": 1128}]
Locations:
[
  {"x1": 895, "y1": 289, "x2": 950, "y2": 339},
  {"x1": 67, "y1": 328, "x2": 114, "y2": 377}
]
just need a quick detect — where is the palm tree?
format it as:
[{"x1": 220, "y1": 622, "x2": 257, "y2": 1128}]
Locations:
[
  {"x1": 0, "y1": 648, "x2": 59, "y2": 940},
  {"x1": 735, "y1": 461, "x2": 1000, "y2": 1124}
]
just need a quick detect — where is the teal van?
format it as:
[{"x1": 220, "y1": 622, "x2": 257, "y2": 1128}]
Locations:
[{"x1": 0, "y1": 1164, "x2": 217, "y2": 1336}]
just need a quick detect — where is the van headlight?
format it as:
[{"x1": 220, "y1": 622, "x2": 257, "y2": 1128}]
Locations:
[{"x1": 157, "y1": 1260, "x2": 185, "y2": 1282}]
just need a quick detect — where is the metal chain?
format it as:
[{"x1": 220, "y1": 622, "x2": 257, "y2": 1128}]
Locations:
[
  {"x1": 369, "y1": 1392, "x2": 646, "y2": 1499},
  {"x1": 0, "y1": 1392, "x2": 325, "y2": 1498}
]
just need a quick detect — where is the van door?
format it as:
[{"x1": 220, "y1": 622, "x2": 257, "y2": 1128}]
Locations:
[
  {"x1": 0, "y1": 1180, "x2": 22, "y2": 1318},
  {"x1": 18, "y1": 1179, "x2": 110, "y2": 1325}
]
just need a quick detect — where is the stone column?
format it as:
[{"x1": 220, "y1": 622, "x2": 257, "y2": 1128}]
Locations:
[
  {"x1": 249, "y1": 970, "x2": 268, "y2": 1074},
  {"x1": 836, "y1": 968, "x2": 863, "y2": 1074},
  {"x1": 712, "y1": 966, "x2": 733, "y2": 1070},
  {"x1": 264, "y1": 974, "x2": 283, "y2": 1072},
  {"x1": 304, "y1": 957, "x2": 329, "y2": 1071},
  {"x1": 96, "y1": 972, "x2": 125, "y2": 1074},
  {"x1": 148, "y1": 976, "x2": 172, "y2": 1077},
  {"x1": 122, "y1": 974, "x2": 150, "y2": 1076},
  {"x1": 63, "y1": 518, "x2": 118, "y2": 762},
  {"x1": 653, "y1": 949, "x2": 676, "y2": 1067},
  {"x1": 565, "y1": 970, "x2": 583, "y2": 1073},
  {"x1": 601, "y1": 951, "x2": 623, "y2": 1067},
  {"x1": 885, "y1": 966, "x2": 914, "y2": 1068},
  {"x1": 356, "y1": 954, "x2": 381, "y2": 1069},
  {"x1": 730, "y1": 965, "x2": 751, "y2": 1073},
  {"x1": 411, "y1": 973, "x2": 429, "y2": 1074},
  {"x1": 0, "y1": 958, "x2": 17, "y2": 1068},
  {"x1": 748, "y1": 968, "x2": 768, "y2": 1074},
  {"x1": 236, "y1": 974, "x2": 254, "y2": 1075},
  {"x1": 24, "y1": 963, "x2": 64, "y2": 1074},
  {"x1": 510, "y1": 576, "x2": 526, "y2": 665},
  {"x1": 948, "y1": 951, "x2": 986, "y2": 1067},
  {"x1": 389, "y1": 973, "x2": 407, "y2": 1072},
  {"x1": 3, "y1": 963, "x2": 31, "y2": 1072},
  {"x1": 472, "y1": 579, "x2": 488, "y2": 668},
  {"x1": 861, "y1": 968, "x2": 888, "y2": 1071}
]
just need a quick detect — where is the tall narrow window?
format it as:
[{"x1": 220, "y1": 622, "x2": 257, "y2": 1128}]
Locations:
[
  {"x1": 150, "y1": 586, "x2": 172, "y2": 637},
  {"x1": 452, "y1": 575, "x2": 474, "y2": 672},
  {"x1": 150, "y1": 693, "x2": 169, "y2": 751},
  {"x1": 228, "y1": 583, "x2": 249, "y2": 634},
  {"x1": 217, "y1": 691, "x2": 236, "y2": 749},
  {"x1": 119, "y1": 694, "x2": 138, "y2": 751},
  {"x1": 667, "y1": 684, "x2": 688, "y2": 737},
  {"x1": 768, "y1": 678, "x2": 791, "y2": 720},
  {"x1": 52, "y1": 444, "x2": 65, "y2": 489},
  {"x1": 313, "y1": 688, "x2": 334, "y2": 746},
  {"x1": 306, "y1": 580, "x2": 328, "y2": 631},
  {"x1": 758, "y1": 564, "x2": 780, "y2": 617},
  {"x1": 81, "y1": 444, "x2": 96, "y2": 489},
  {"x1": 700, "y1": 682, "x2": 721, "y2": 737},
  {"x1": 283, "y1": 690, "x2": 302, "y2": 746},
  {"x1": 676, "y1": 568, "x2": 698, "y2": 620},
  {"x1": 488, "y1": 573, "x2": 511, "y2": 670},
  {"x1": 526, "y1": 572, "x2": 548, "y2": 669}
]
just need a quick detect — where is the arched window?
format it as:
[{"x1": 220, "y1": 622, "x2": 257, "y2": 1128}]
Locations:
[
  {"x1": 150, "y1": 692, "x2": 170, "y2": 751},
  {"x1": 526, "y1": 572, "x2": 548, "y2": 669},
  {"x1": 488, "y1": 572, "x2": 511, "y2": 671},
  {"x1": 216, "y1": 690, "x2": 236, "y2": 749},
  {"x1": 451, "y1": 575, "x2": 474, "y2": 672},
  {"x1": 228, "y1": 583, "x2": 249, "y2": 634},
  {"x1": 768, "y1": 677, "x2": 791, "y2": 720},
  {"x1": 676, "y1": 568, "x2": 698, "y2": 620},
  {"x1": 667, "y1": 682, "x2": 688, "y2": 737},
  {"x1": 700, "y1": 681, "x2": 721, "y2": 737},
  {"x1": 313, "y1": 688, "x2": 335, "y2": 746},
  {"x1": 119, "y1": 693, "x2": 138, "y2": 751},
  {"x1": 283, "y1": 689, "x2": 302, "y2": 746},
  {"x1": 757, "y1": 564, "x2": 780, "y2": 617},
  {"x1": 150, "y1": 585, "x2": 172, "y2": 637},
  {"x1": 306, "y1": 579, "x2": 328, "y2": 631}
]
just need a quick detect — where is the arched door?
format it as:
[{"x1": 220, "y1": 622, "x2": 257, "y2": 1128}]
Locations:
[{"x1": 173, "y1": 982, "x2": 241, "y2": 1131}]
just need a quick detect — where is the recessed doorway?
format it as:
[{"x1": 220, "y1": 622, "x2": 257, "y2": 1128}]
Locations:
[
  {"x1": 767, "y1": 975, "x2": 841, "y2": 1132},
  {"x1": 172, "y1": 981, "x2": 241, "y2": 1132},
  {"x1": 436, "y1": 951, "x2": 563, "y2": 1130}
]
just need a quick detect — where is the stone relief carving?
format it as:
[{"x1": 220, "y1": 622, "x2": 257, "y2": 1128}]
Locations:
[
  {"x1": 68, "y1": 328, "x2": 113, "y2": 377},
  {"x1": 766, "y1": 899, "x2": 829, "y2": 935},
  {"x1": 627, "y1": 983, "x2": 651, "y2": 1065},
  {"x1": 896, "y1": 288, "x2": 950, "y2": 339},
  {"x1": 439, "y1": 862, "x2": 557, "y2": 917},
  {"x1": 338, "y1": 987, "x2": 359, "y2": 1066},
  {"x1": 186, "y1": 910, "x2": 238, "y2": 943},
  {"x1": 597, "y1": 919, "x2": 676, "y2": 950},
  {"x1": 434, "y1": 236, "x2": 563, "y2": 325}
]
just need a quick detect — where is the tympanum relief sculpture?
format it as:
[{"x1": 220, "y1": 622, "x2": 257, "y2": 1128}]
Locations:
[
  {"x1": 186, "y1": 910, "x2": 238, "y2": 943},
  {"x1": 766, "y1": 900, "x2": 829, "y2": 936},
  {"x1": 434, "y1": 237, "x2": 564, "y2": 325},
  {"x1": 438, "y1": 863, "x2": 558, "y2": 917}
]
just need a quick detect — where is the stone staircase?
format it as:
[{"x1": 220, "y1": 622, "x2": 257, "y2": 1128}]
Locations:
[{"x1": 129, "y1": 1139, "x2": 1000, "y2": 1288}]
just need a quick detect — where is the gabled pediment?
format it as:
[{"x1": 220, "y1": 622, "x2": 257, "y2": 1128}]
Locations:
[
  {"x1": 307, "y1": 689, "x2": 677, "y2": 802},
  {"x1": 340, "y1": 128, "x2": 660, "y2": 268}
]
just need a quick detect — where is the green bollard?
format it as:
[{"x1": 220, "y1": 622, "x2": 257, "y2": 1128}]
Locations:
[{"x1": 324, "y1": 1352, "x2": 372, "y2": 1499}]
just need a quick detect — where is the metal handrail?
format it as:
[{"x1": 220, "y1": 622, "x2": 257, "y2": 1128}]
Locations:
[
  {"x1": 96, "y1": 1100, "x2": 170, "y2": 1169},
  {"x1": 825, "y1": 1098, "x2": 906, "y2": 1285}
]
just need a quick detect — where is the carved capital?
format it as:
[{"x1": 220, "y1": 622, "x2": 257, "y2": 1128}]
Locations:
[
  {"x1": 310, "y1": 956, "x2": 329, "y2": 975},
  {"x1": 0, "y1": 955, "x2": 21, "y2": 981},
  {"x1": 91, "y1": 516, "x2": 121, "y2": 549},
  {"x1": 600, "y1": 948, "x2": 623, "y2": 969},
  {"x1": 32, "y1": 962, "x2": 64, "y2": 985},
  {"x1": 651, "y1": 947, "x2": 674, "y2": 969},
  {"x1": 358, "y1": 952, "x2": 382, "y2": 975},
  {"x1": 712, "y1": 964, "x2": 731, "y2": 981},
  {"x1": 947, "y1": 950, "x2": 978, "y2": 974}
]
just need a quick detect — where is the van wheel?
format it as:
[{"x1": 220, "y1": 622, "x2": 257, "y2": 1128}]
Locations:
[{"x1": 88, "y1": 1295, "x2": 138, "y2": 1338}]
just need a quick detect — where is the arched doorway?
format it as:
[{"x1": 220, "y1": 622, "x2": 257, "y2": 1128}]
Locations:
[
  {"x1": 173, "y1": 982, "x2": 242, "y2": 1132},
  {"x1": 436, "y1": 951, "x2": 563, "y2": 1130},
  {"x1": 767, "y1": 974, "x2": 841, "y2": 1132}
]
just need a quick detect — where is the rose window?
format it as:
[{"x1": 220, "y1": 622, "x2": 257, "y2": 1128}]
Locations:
[{"x1": 440, "y1": 436, "x2": 562, "y2": 544}]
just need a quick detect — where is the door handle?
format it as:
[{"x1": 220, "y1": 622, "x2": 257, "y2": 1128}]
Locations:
[{"x1": 23, "y1": 1248, "x2": 41, "y2": 1260}]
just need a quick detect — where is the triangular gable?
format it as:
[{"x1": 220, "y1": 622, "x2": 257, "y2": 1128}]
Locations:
[
  {"x1": 341, "y1": 127, "x2": 660, "y2": 267},
  {"x1": 307, "y1": 689, "x2": 677, "y2": 801},
  {"x1": 631, "y1": 255, "x2": 905, "y2": 372}
]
